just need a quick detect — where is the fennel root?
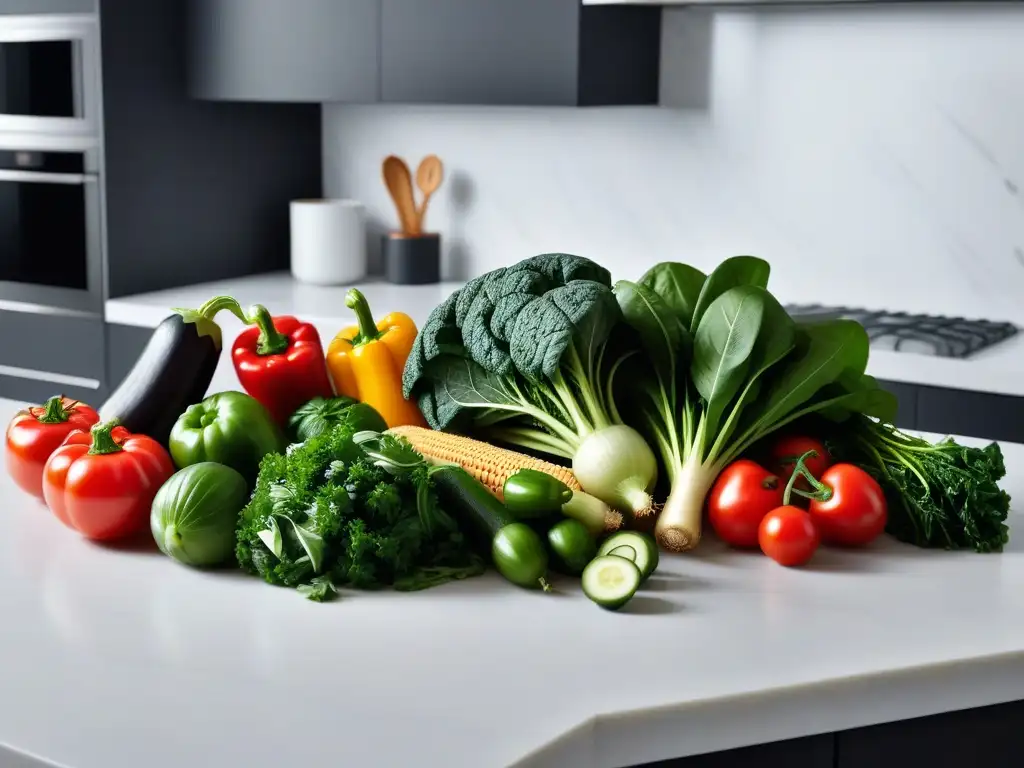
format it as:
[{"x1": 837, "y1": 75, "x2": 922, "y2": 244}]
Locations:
[{"x1": 654, "y1": 461, "x2": 712, "y2": 553}]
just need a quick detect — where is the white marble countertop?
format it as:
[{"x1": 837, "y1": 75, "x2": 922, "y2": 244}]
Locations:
[
  {"x1": 2, "y1": 391, "x2": 1024, "y2": 768},
  {"x1": 104, "y1": 271, "x2": 1024, "y2": 398}
]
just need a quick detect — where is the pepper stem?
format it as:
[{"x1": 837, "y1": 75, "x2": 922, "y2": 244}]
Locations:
[
  {"x1": 88, "y1": 420, "x2": 124, "y2": 456},
  {"x1": 247, "y1": 304, "x2": 290, "y2": 356},
  {"x1": 345, "y1": 289, "x2": 381, "y2": 345},
  {"x1": 36, "y1": 395, "x2": 71, "y2": 424},
  {"x1": 785, "y1": 449, "x2": 833, "y2": 505}
]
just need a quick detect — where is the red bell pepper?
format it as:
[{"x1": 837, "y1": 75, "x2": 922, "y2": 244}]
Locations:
[
  {"x1": 42, "y1": 420, "x2": 175, "y2": 541},
  {"x1": 195, "y1": 297, "x2": 334, "y2": 425}
]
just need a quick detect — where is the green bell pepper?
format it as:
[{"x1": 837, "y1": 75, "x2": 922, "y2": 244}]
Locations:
[{"x1": 169, "y1": 391, "x2": 285, "y2": 485}]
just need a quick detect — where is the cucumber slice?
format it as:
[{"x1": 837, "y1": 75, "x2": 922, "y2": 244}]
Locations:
[
  {"x1": 606, "y1": 544, "x2": 637, "y2": 563},
  {"x1": 582, "y1": 555, "x2": 641, "y2": 610},
  {"x1": 597, "y1": 532, "x2": 659, "y2": 581}
]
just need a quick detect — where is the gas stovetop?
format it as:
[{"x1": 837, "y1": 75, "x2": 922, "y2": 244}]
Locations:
[{"x1": 784, "y1": 304, "x2": 1019, "y2": 359}]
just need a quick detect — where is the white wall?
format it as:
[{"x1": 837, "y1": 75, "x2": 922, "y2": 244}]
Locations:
[{"x1": 323, "y1": 3, "x2": 1024, "y2": 324}]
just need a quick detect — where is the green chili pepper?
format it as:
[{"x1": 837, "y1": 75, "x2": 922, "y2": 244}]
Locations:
[{"x1": 502, "y1": 469, "x2": 574, "y2": 519}]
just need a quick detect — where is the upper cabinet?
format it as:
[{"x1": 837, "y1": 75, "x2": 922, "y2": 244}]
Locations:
[
  {"x1": 187, "y1": 0, "x2": 661, "y2": 107},
  {"x1": 380, "y1": 0, "x2": 578, "y2": 106},
  {"x1": 187, "y1": 0, "x2": 379, "y2": 103}
]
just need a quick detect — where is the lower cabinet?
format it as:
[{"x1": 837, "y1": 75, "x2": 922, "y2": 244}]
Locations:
[
  {"x1": 104, "y1": 322, "x2": 156, "y2": 394},
  {"x1": 635, "y1": 699, "x2": 1024, "y2": 768},
  {"x1": 878, "y1": 379, "x2": 919, "y2": 430},
  {"x1": 837, "y1": 700, "x2": 1024, "y2": 768},
  {"x1": 638, "y1": 734, "x2": 834, "y2": 768},
  {"x1": 878, "y1": 380, "x2": 1024, "y2": 443}
]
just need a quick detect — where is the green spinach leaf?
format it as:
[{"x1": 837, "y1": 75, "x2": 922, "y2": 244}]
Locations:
[
  {"x1": 691, "y1": 285, "x2": 766, "y2": 436},
  {"x1": 689, "y1": 255, "x2": 770, "y2": 333},
  {"x1": 739, "y1": 319, "x2": 869, "y2": 442},
  {"x1": 638, "y1": 262, "x2": 707, "y2": 330},
  {"x1": 614, "y1": 279, "x2": 690, "y2": 384}
]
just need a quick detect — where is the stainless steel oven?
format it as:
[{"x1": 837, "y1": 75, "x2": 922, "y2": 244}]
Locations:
[
  {"x1": 0, "y1": 13, "x2": 100, "y2": 136},
  {"x1": 0, "y1": 141, "x2": 102, "y2": 313}
]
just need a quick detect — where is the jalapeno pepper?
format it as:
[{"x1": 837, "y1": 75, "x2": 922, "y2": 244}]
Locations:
[{"x1": 502, "y1": 469, "x2": 574, "y2": 519}]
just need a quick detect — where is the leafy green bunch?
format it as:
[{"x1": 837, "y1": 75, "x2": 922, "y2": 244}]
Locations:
[
  {"x1": 402, "y1": 253, "x2": 623, "y2": 459},
  {"x1": 236, "y1": 424, "x2": 484, "y2": 601},
  {"x1": 615, "y1": 256, "x2": 899, "y2": 551},
  {"x1": 825, "y1": 416, "x2": 1010, "y2": 552}
]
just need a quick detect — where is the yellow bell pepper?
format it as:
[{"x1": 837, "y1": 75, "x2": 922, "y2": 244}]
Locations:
[{"x1": 326, "y1": 288, "x2": 427, "y2": 429}]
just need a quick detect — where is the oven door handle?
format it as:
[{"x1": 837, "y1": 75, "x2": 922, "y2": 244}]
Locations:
[{"x1": 0, "y1": 169, "x2": 94, "y2": 185}]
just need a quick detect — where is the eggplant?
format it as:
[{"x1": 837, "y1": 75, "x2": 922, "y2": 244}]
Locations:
[{"x1": 100, "y1": 310, "x2": 223, "y2": 447}]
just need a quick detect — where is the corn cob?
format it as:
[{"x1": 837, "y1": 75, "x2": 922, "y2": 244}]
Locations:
[
  {"x1": 387, "y1": 425, "x2": 622, "y2": 533},
  {"x1": 389, "y1": 425, "x2": 580, "y2": 497}
]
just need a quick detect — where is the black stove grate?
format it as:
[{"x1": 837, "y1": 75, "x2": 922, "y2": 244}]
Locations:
[{"x1": 783, "y1": 304, "x2": 1019, "y2": 359}]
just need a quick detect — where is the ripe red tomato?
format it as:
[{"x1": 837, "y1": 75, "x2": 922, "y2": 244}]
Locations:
[
  {"x1": 759, "y1": 505, "x2": 819, "y2": 566},
  {"x1": 5, "y1": 396, "x2": 100, "y2": 499},
  {"x1": 808, "y1": 464, "x2": 887, "y2": 546},
  {"x1": 708, "y1": 460, "x2": 784, "y2": 548},
  {"x1": 769, "y1": 435, "x2": 831, "y2": 492},
  {"x1": 42, "y1": 421, "x2": 174, "y2": 541}
]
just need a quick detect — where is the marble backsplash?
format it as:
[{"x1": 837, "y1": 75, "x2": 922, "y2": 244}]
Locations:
[{"x1": 323, "y1": 3, "x2": 1024, "y2": 325}]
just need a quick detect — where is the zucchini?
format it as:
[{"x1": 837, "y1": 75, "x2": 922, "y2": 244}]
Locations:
[
  {"x1": 597, "y1": 531, "x2": 659, "y2": 581},
  {"x1": 582, "y1": 555, "x2": 641, "y2": 610},
  {"x1": 432, "y1": 466, "x2": 550, "y2": 591},
  {"x1": 100, "y1": 310, "x2": 223, "y2": 447},
  {"x1": 546, "y1": 518, "x2": 597, "y2": 576},
  {"x1": 606, "y1": 544, "x2": 637, "y2": 563}
]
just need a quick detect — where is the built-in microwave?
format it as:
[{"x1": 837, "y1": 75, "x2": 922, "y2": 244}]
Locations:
[{"x1": 0, "y1": 14, "x2": 101, "y2": 136}]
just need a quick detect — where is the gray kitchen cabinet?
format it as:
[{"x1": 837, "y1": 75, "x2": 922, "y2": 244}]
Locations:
[
  {"x1": 836, "y1": 700, "x2": 1024, "y2": 768},
  {"x1": 637, "y1": 734, "x2": 835, "y2": 768},
  {"x1": 0, "y1": 374, "x2": 99, "y2": 406},
  {"x1": 0, "y1": 308, "x2": 105, "y2": 404},
  {"x1": 0, "y1": 308, "x2": 104, "y2": 382},
  {"x1": 381, "y1": 0, "x2": 578, "y2": 105},
  {"x1": 104, "y1": 322, "x2": 154, "y2": 394},
  {"x1": 381, "y1": 0, "x2": 661, "y2": 106},
  {"x1": 187, "y1": 0, "x2": 379, "y2": 103},
  {"x1": 0, "y1": 0, "x2": 95, "y2": 13},
  {"x1": 916, "y1": 384, "x2": 1024, "y2": 444},
  {"x1": 877, "y1": 380, "x2": 918, "y2": 431}
]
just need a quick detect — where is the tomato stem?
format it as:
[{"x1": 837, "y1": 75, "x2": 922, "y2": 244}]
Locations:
[
  {"x1": 35, "y1": 395, "x2": 71, "y2": 424},
  {"x1": 87, "y1": 420, "x2": 124, "y2": 455},
  {"x1": 784, "y1": 450, "x2": 833, "y2": 505}
]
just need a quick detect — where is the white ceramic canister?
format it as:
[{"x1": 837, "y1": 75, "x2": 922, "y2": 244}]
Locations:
[{"x1": 289, "y1": 199, "x2": 366, "y2": 285}]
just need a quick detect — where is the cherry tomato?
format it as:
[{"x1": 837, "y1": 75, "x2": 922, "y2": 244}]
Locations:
[
  {"x1": 707, "y1": 460, "x2": 784, "y2": 548},
  {"x1": 808, "y1": 463, "x2": 887, "y2": 546},
  {"x1": 43, "y1": 421, "x2": 174, "y2": 541},
  {"x1": 770, "y1": 435, "x2": 831, "y2": 492},
  {"x1": 5, "y1": 396, "x2": 100, "y2": 499},
  {"x1": 759, "y1": 505, "x2": 819, "y2": 566}
]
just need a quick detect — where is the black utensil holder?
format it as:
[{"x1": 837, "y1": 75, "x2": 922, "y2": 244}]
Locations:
[{"x1": 383, "y1": 232, "x2": 441, "y2": 285}]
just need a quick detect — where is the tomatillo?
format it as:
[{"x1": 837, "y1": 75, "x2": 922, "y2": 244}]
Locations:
[{"x1": 169, "y1": 391, "x2": 284, "y2": 485}]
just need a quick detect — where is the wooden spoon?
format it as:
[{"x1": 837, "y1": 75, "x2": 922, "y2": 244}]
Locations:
[
  {"x1": 382, "y1": 155, "x2": 418, "y2": 235},
  {"x1": 414, "y1": 154, "x2": 444, "y2": 235}
]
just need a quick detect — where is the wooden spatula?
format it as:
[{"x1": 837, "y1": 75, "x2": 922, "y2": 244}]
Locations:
[
  {"x1": 414, "y1": 155, "x2": 444, "y2": 235},
  {"x1": 382, "y1": 155, "x2": 418, "y2": 235}
]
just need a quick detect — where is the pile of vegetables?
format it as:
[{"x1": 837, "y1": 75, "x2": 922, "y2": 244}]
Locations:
[{"x1": 1, "y1": 252, "x2": 1015, "y2": 609}]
